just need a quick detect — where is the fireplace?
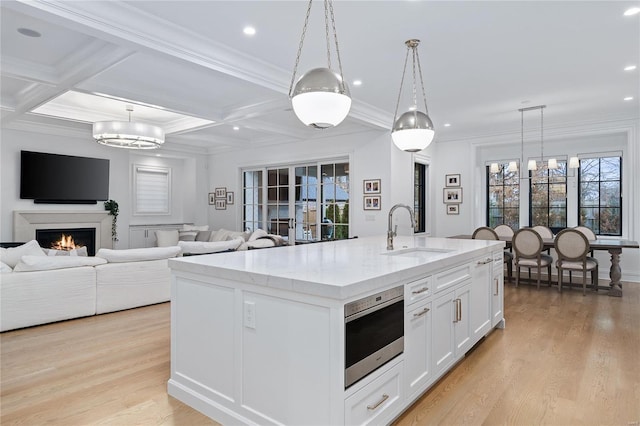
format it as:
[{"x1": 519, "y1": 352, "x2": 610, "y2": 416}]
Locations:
[{"x1": 36, "y1": 228, "x2": 97, "y2": 256}]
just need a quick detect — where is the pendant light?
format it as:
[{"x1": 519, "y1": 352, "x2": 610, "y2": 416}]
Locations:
[
  {"x1": 391, "y1": 39, "x2": 435, "y2": 152},
  {"x1": 93, "y1": 105, "x2": 164, "y2": 149},
  {"x1": 289, "y1": 0, "x2": 351, "y2": 129}
]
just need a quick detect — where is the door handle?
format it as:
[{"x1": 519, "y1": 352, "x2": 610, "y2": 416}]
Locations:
[
  {"x1": 457, "y1": 299, "x2": 462, "y2": 322},
  {"x1": 453, "y1": 299, "x2": 459, "y2": 323},
  {"x1": 494, "y1": 278, "x2": 499, "y2": 295}
]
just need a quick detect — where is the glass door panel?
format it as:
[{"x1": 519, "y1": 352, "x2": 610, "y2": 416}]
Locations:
[
  {"x1": 320, "y1": 162, "x2": 349, "y2": 240},
  {"x1": 242, "y1": 170, "x2": 263, "y2": 232},
  {"x1": 267, "y1": 167, "x2": 290, "y2": 241},
  {"x1": 295, "y1": 165, "x2": 318, "y2": 242}
]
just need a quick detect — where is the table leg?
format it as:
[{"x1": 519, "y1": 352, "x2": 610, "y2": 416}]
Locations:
[{"x1": 607, "y1": 248, "x2": 623, "y2": 297}]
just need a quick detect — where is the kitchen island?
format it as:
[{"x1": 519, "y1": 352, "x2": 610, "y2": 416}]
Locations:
[{"x1": 168, "y1": 235, "x2": 505, "y2": 425}]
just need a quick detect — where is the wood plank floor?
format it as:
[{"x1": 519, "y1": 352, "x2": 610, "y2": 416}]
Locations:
[{"x1": 1, "y1": 281, "x2": 639, "y2": 425}]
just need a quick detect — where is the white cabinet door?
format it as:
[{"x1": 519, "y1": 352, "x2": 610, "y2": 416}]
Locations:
[
  {"x1": 492, "y1": 260, "x2": 504, "y2": 328},
  {"x1": 454, "y1": 281, "x2": 472, "y2": 355},
  {"x1": 471, "y1": 256, "x2": 492, "y2": 340},
  {"x1": 404, "y1": 301, "x2": 432, "y2": 400},
  {"x1": 432, "y1": 290, "x2": 455, "y2": 377},
  {"x1": 129, "y1": 228, "x2": 149, "y2": 248}
]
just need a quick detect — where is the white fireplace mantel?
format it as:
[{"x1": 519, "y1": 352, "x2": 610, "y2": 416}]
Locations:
[{"x1": 13, "y1": 211, "x2": 113, "y2": 250}]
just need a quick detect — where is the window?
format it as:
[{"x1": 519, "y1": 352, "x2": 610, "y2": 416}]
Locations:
[
  {"x1": 529, "y1": 160, "x2": 567, "y2": 233},
  {"x1": 486, "y1": 162, "x2": 519, "y2": 230},
  {"x1": 242, "y1": 170, "x2": 263, "y2": 232},
  {"x1": 414, "y1": 163, "x2": 426, "y2": 233},
  {"x1": 133, "y1": 165, "x2": 171, "y2": 215},
  {"x1": 320, "y1": 163, "x2": 349, "y2": 240},
  {"x1": 578, "y1": 156, "x2": 622, "y2": 236}
]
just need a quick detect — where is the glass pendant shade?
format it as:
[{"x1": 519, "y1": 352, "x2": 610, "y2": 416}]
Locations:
[
  {"x1": 93, "y1": 121, "x2": 164, "y2": 149},
  {"x1": 569, "y1": 156, "x2": 580, "y2": 169},
  {"x1": 490, "y1": 163, "x2": 500, "y2": 173},
  {"x1": 291, "y1": 67, "x2": 351, "y2": 129},
  {"x1": 508, "y1": 161, "x2": 518, "y2": 172},
  {"x1": 547, "y1": 158, "x2": 558, "y2": 169},
  {"x1": 528, "y1": 159, "x2": 537, "y2": 171},
  {"x1": 391, "y1": 110, "x2": 435, "y2": 152}
]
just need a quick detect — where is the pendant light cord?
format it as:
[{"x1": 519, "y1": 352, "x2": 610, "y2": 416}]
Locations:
[
  {"x1": 415, "y1": 47, "x2": 430, "y2": 116},
  {"x1": 392, "y1": 46, "x2": 411, "y2": 122}
]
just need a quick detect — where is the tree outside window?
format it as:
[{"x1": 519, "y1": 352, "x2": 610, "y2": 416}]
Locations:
[
  {"x1": 578, "y1": 157, "x2": 621, "y2": 236},
  {"x1": 529, "y1": 160, "x2": 567, "y2": 233},
  {"x1": 487, "y1": 163, "x2": 519, "y2": 230}
]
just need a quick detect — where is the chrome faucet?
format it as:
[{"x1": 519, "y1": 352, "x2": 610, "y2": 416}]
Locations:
[{"x1": 387, "y1": 203, "x2": 416, "y2": 250}]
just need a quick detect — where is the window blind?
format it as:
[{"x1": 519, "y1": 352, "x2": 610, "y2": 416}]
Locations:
[{"x1": 135, "y1": 166, "x2": 170, "y2": 214}]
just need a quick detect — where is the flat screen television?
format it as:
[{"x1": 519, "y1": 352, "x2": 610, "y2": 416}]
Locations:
[{"x1": 20, "y1": 151, "x2": 110, "y2": 204}]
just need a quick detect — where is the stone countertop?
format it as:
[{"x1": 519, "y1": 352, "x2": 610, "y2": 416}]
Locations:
[{"x1": 169, "y1": 235, "x2": 504, "y2": 300}]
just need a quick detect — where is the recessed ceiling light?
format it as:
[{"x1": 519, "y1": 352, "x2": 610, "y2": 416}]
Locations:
[
  {"x1": 624, "y1": 96, "x2": 634, "y2": 101},
  {"x1": 624, "y1": 7, "x2": 640, "y2": 16},
  {"x1": 233, "y1": 126, "x2": 240, "y2": 131},
  {"x1": 17, "y1": 27, "x2": 41, "y2": 38},
  {"x1": 243, "y1": 26, "x2": 256, "y2": 36},
  {"x1": 443, "y1": 123, "x2": 451, "y2": 127},
  {"x1": 353, "y1": 80, "x2": 362, "y2": 86},
  {"x1": 624, "y1": 65, "x2": 637, "y2": 71}
]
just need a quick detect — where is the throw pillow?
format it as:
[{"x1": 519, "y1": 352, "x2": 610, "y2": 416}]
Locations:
[
  {"x1": 211, "y1": 229, "x2": 234, "y2": 242},
  {"x1": 0, "y1": 240, "x2": 45, "y2": 268},
  {"x1": 43, "y1": 247, "x2": 88, "y2": 257},
  {"x1": 13, "y1": 255, "x2": 107, "y2": 272},
  {"x1": 155, "y1": 230, "x2": 179, "y2": 247},
  {"x1": 195, "y1": 231, "x2": 212, "y2": 241},
  {"x1": 178, "y1": 230, "x2": 198, "y2": 241},
  {"x1": 96, "y1": 246, "x2": 182, "y2": 263},
  {"x1": 248, "y1": 229, "x2": 268, "y2": 242}
]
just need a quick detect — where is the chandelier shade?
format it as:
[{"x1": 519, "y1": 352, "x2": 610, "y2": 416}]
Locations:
[
  {"x1": 288, "y1": 0, "x2": 350, "y2": 129},
  {"x1": 291, "y1": 67, "x2": 351, "y2": 128},
  {"x1": 93, "y1": 106, "x2": 164, "y2": 149},
  {"x1": 391, "y1": 39, "x2": 435, "y2": 152}
]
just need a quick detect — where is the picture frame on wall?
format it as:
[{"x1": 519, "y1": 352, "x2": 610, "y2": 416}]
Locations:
[
  {"x1": 208, "y1": 193, "x2": 216, "y2": 205},
  {"x1": 447, "y1": 204, "x2": 459, "y2": 215},
  {"x1": 215, "y1": 187, "x2": 227, "y2": 198},
  {"x1": 226, "y1": 192, "x2": 234, "y2": 205},
  {"x1": 215, "y1": 199, "x2": 226, "y2": 210},
  {"x1": 445, "y1": 174, "x2": 461, "y2": 187},
  {"x1": 443, "y1": 188, "x2": 463, "y2": 204},
  {"x1": 363, "y1": 196, "x2": 381, "y2": 210},
  {"x1": 363, "y1": 179, "x2": 381, "y2": 194}
]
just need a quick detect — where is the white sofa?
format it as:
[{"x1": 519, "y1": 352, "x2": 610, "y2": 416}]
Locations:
[
  {"x1": 156, "y1": 226, "x2": 286, "y2": 254},
  {"x1": 0, "y1": 241, "x2": 181, "y2": 332}
]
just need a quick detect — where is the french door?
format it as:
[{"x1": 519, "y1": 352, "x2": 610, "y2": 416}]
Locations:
[{"x1": 242, "y1": 160, "x2": 349, "y2": 244}]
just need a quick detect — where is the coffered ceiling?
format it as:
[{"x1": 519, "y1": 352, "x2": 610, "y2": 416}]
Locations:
[{"x1": 1, "y1": 1, "x2": 638, "y2": 154}]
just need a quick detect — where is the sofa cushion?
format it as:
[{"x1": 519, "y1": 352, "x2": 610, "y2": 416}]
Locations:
[
  {"x1": 195, "y1": 231, "x2": 212, "y2": 241},
  {"x1": 1, "y1": 261, "x2": 12, "y2": 273},
  {"x1": 0, "y1": 240, "x2": 45, "y2": 268},
  {"x1": 178, "y1": 238, "x2": 244, "y2": 255},
  {"x1": 155, "y1": 230, "x2": 179, "y2": 247},
  {"x1": 43, "y1": 247, "x2": 88, "y2": 257},
  {"x1": 96, "y1": 246, "x2": 182, "y2": 263},
  {"x1": 178, "y1": 230, "x2": 198, "y2": 241},
  {"x1": 248, "y1": 229, "x2": 268, "y2": 241},
  {"x1": 13, "y1": 255, "x2": 107, "y2": 272}
]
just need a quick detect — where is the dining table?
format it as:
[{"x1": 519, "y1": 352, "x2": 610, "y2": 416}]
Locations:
[{"x1": 449, "y1": 234, "x2": 639, "y2": 297}]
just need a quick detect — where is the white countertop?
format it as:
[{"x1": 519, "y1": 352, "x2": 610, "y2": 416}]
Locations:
[{"x1": 169, "y1": 235, "x2": 504, "y2": 300}]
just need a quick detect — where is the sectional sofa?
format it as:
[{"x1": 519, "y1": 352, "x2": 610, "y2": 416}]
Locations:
[{"x1": 0, "y1": 241, "x2": 181, "y2": 332}]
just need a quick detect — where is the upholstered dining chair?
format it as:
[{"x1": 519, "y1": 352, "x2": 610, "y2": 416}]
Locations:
[
  {"x1": 472, "y1": 227, "x2": 513, "y2": 282},
  {"x1": 554, "y1": 228, "x2": 599, "y2": 295},
  {"x1": 512, "y1": 228, "x2": 553, "y2": 289},
  {"x1": 532, "y1": 225, "x2": 554, "y2": 254},
  {"x1": 574, "y1": 226, "x2": 597, "y2": 256},
  {"x1": 494, "y1": 224, "x2": 515, "y2": 238}
]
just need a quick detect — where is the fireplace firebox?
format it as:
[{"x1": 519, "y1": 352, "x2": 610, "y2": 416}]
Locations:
[{"x1": 35, "y1": 228, "x2": 97, "y2": 256}]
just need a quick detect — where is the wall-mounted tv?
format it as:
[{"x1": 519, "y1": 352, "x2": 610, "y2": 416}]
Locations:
[{"x1": 20, "y1": 151, "x2": 110, "y2": 204}]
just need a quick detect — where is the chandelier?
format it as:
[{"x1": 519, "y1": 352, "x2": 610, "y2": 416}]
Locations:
[
  {"x1": 288, "y1": 0, "x2": 351, "y2": 129},
  {"x1": 391, "y1": 39, "x2": 435, "y2": 152},
  {"x1": 93, "y1": 106, "x2": 164, "y2": 150}
]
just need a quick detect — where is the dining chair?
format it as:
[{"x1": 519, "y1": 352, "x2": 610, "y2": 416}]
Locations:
[
  {"x1": 574, "y1": 226, "x2": 597, "y2": 256},
  {"x1": 532, "y1": 225, "x2": 554, "y2": 254},
  {"x1": 494, "y1": 224, "x2": 515, "y2": 238},
  {"x1": 512, "y1": 228, "x2": 553, "y2": 289},
  {"x1": 554, "y1": 228, "x2": 599, "y2": 295},
  {"x1": 472, "y1": 227, "x2": 513, "y2": 282}
]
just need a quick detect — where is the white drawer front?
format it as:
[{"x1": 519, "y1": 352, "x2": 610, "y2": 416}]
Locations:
[
  {"x1": 345, "y1": 362, "x2": 403, "y2": 426},
  {"x1": 434, "y1": 264, "x2": 472, "y2": 293},
  {"x1": 405, "y1": 276, "x2": 432, "y2": 306}
]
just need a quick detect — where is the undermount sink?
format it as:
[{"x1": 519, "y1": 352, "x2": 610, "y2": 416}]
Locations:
[{"x1": 382, "y1": 247, "x2": 454, "y2": 258}]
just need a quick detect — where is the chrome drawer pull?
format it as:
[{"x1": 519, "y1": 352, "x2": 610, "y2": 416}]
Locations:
[
  {"x1": 413, "y1": 307, "x2": 430, "y2": 318},
  {"x1": 366, "y1": 394, "x2": 389, "y2": 411},
  {"x1": 453, "y1": 299, "x2": 459, "y2": 323},
  {"x1": 477, "y1": 258, "x2": 492, "y2": 265},
  {"x1": 412, "y1": 287, "x2": 429, "y2": 295}
]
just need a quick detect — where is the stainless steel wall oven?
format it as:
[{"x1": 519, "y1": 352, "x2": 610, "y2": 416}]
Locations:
[{"x1": 344, "y1": 285, "x2": 404, "y2": 388}]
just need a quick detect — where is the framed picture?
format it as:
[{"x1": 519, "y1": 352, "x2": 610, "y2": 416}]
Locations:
[
  {"x1": 446, "y1": 204, "x2": 459, "y2": 215},
  {"x1": 226, "y1": 191, "x2": 235, "y2": 205},
  {"x1": 208, "y1": 193, "x2": 216, "y2": 205},
  {"x1": 363, "y1": 196, "x2": 381, "y2": 210},
  {"x1": 363, "y1": 179, "x2": 381, "y2": 194},
  {"x1": 443, "y1": 188, "x2": 463, "y2": 204},
  {"x1": 215, "y1": 199, "x2": 226, "y2": 210},
  {"x1": 214, "y1": 187, "x2": 226, "y2": 198},
  {"x1": 445, "y1": 174, "x2": 461, "y2": 187}
]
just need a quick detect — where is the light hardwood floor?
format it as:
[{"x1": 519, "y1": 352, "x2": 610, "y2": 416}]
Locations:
[{"x1": 1, "y1": 282, "x2": 639, "y2": 425}]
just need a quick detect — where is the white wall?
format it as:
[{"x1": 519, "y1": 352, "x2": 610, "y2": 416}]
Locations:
[{"x1": 0, "y1": 126, "x2": 206, "y2": 248}]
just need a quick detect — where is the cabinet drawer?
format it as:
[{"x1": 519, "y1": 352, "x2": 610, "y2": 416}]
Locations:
[
  {"x1": 345, "y1": 361, "x2": 403, "y2": 426},
  {"x1": 405, "y1": 276, "x2": 432, "y2": 306},
  {"x1": 493, "y1": 252, "x2": 504, "y2": 268},
  {"x1": 434, "y1": 264, "x2": 472, "y2": 294}
]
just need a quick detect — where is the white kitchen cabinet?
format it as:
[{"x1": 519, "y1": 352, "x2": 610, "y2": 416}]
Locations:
[
  {"x1": 404, "y1": 300, "x2": 432, "y2": 401},
  {"x1": 129, "y1": 224, "x2": 184, "y2": 248},
  {"x1": 492, "y1": 254, "x2": 505, "y2": 328},
  {"x1": 470, "y1": 255, "x2": 493, "y2": 340}
]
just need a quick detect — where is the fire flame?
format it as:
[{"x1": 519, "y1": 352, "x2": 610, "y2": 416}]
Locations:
[{"x1": 51, "y1": 234, "x2": 82, "y2": 251}]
